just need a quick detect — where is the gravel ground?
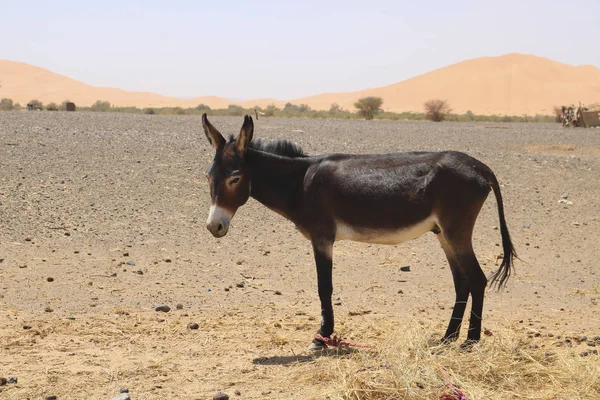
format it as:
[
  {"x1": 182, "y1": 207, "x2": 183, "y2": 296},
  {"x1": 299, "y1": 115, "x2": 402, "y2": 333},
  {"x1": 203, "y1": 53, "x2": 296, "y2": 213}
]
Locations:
[{"x1": 0, "y1": 112, "x2": 599, "y2": 399}]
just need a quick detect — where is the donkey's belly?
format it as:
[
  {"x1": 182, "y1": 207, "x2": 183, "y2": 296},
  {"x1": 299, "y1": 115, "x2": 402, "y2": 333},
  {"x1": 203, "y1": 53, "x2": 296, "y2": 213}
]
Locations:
[{"x1": 335, "y1": 216, "x2": 437, "y2": 244}]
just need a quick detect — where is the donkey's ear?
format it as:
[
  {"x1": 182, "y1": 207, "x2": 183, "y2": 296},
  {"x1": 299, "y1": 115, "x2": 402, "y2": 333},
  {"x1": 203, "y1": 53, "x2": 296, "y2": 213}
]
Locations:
[
  {"x1": 236, "y1": 115, "x2": 254, "y2": 154},
  {"x1": 202, "y1": 113, "x2": 225, "y2": 150}
]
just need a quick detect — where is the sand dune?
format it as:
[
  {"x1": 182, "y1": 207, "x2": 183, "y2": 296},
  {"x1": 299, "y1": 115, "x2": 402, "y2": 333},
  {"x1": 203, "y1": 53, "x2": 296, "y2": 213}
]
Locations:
[{"x1": 1, "y1": 53, "x2": 599, "y2": 115}]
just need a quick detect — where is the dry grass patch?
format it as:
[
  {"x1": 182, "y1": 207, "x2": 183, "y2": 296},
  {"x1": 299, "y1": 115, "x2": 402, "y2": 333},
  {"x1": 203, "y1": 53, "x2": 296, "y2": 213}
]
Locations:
[{"x1": 298, "y1": 321, "x2": 600, "y2": 399}]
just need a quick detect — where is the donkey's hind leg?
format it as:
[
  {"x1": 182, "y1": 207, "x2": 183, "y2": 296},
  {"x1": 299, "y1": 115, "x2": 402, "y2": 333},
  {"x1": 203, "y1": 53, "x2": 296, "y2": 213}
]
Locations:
[
  {"x1": 438, "y1": 231, "x2": 487, "y2": 346},
  {"x1": 438, "y1": 234, "x2": 470, "y2": 342}
]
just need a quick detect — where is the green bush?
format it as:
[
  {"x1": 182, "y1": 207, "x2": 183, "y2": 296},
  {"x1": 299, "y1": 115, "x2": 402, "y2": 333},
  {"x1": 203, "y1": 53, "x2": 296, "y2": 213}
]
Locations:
[
  {"x1": 90, "y1": 100, "x2": 111, "y2": 112},
  {"x1": 28, "y1": 99, "x2": 44, "y2": 110},
  {"x1": 354, "y1": 97, "x2": 383, "y2": 120},
  {"x1": 264, "y1": 104, "x2": 279, "y2": 117},
  {"x1": 46, "y1": 102, "x2": 59, "y2": 111},
  {"x1": 226, "y1": 104, "x2": 244, "y2": 116},
  {"x1": 0, "y1": 98, "x2": 14, "y2": 111},
  {"x1": 424, "y1": 99, "x2": 451, "y2": 122}
]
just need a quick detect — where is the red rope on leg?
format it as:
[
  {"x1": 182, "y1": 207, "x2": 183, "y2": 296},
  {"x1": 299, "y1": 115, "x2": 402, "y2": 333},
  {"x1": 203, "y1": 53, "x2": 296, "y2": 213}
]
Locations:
[{"x1": 314, "y1": 333, "x2": 373, "y2": 349}]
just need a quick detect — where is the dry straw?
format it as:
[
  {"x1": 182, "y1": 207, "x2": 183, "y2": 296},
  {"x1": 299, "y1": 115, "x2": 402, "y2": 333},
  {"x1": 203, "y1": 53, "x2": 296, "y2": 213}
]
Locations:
[{"x1": 294, "y1": 320, "x2": 600, "y2": 400}]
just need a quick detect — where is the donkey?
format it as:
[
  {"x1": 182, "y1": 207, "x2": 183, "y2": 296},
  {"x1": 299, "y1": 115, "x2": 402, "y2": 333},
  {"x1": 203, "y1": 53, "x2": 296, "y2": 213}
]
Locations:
[{"x1": 202, "y1": 114, "x2": 516, "y2": 350}]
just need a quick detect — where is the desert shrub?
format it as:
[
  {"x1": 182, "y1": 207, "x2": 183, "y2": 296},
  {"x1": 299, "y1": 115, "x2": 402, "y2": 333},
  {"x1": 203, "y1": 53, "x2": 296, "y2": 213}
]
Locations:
[
  {"x1": 28, "y1": 99, "x2": 44, "y2": 110},
  {"x1": 264, "y1": 104, "x2": 279, "y2": 117},
  {"x1": 46, "y1": 102, "x2": 59, "y2": 111},
  {"x1": 0, "y1": 98, "x2": 14, "y2": 111},
  {"x1": 329, "y1": 103, "x2": 342, "y2": 115},
  {"x1": 144, "y1": 108, "x2": 155, "y2": 115},
  {"x1": 13, "y1": 103, "x2": 22, "y2": 111},
  {"x1": 298, "y1": 104, "x2": 310, "y2": 113},
  {"x1": 196, "y1": 104, "x2": 211, "y2": 111},
  {"x1": 90, "y1": 100, "x2": 111, "y2": 112},
  {"x1": 226, "y1": 104, "x2": 244, "y2": 116},
  {"x1": 354, "y1": 97, "x2": 383, "y2": 120},
  {"x1": 424, "y1": 99, "x2": 452, "y2": 122}
]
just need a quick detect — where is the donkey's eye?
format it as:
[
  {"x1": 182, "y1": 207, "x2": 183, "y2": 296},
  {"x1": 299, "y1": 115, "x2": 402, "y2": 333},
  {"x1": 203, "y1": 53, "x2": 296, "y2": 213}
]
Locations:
[{"x1": 229, "y1": 177, "x2": 241, "y2": 185}]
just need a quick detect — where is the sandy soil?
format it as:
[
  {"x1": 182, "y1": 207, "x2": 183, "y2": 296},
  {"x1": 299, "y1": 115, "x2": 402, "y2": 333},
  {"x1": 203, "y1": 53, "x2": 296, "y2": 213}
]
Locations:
[{"x1": 1, "y1": 113, "x2": 599, "y2": 399}]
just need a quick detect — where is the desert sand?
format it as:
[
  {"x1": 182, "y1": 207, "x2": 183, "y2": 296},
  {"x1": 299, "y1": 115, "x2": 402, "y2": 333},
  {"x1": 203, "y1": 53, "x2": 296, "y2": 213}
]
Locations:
[
  {"x1": 0, "y1": 113, "x2": 599, "y2": 399},
  {"x1": 2, "y1": 53, "x2": 599, "y2": 115}
]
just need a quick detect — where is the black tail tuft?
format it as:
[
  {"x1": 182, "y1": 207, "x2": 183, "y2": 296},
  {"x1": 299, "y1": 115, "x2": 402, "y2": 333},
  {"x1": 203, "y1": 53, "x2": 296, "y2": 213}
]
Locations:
[{"x1": 488, "y1": 173, "x2": 517, "y2": 290}]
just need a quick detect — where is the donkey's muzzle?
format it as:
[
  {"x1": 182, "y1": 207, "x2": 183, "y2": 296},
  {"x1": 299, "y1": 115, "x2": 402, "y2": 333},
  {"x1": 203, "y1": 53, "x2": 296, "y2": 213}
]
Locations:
[{"x1": 206, "y1": 205, "x2": 232, "y2": 238}]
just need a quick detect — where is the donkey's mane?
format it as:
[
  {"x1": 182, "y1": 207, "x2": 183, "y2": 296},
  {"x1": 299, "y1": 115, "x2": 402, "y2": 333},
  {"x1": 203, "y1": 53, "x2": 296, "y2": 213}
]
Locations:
[{"x1": 248, "y1": 138, "x2": 307, "y2": 158}]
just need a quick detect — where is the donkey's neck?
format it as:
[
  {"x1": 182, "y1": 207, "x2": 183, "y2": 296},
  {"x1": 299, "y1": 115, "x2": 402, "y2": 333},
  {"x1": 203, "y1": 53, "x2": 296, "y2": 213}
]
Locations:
[{"x1": 246, "y1": 148, "x2": 312, "y2": 220}]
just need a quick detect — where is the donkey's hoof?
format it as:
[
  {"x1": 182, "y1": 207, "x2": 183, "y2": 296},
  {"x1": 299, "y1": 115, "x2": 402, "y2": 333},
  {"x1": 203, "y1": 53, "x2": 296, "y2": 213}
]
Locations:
[
  {"x1": 438, "y1": 336, "x2": 458, "y2": 346},
  {"x1": 459, "y1": 339, "x2": 480, "y2": 351},
  {"x1": 308, "y1": 339, "x2": 327, "y2": 351}
]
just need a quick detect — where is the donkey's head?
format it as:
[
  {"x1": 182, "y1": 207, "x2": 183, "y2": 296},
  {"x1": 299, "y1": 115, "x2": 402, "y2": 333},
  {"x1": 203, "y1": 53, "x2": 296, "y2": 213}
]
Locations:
[{"x1": 203, "y1": 114, "x2": 253, "y2": 238}]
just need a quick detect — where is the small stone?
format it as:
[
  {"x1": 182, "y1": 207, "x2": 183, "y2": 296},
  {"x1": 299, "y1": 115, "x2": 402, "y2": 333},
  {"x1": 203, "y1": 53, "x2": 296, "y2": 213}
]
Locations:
[
  {"x1": 126, "y1": 260, "x2": 135, "y2": 266},
  {"x1": 484, "y1": 329, "x2": 493, "y2": 336},
  {"x1": 213, "y1": 391, "x2": 230, "y2": 400},
  {"x1": 64, "y1": 232, "x2": 70, "y2": 236},
  {"x1": 18, "y1": 262, "x2": 27, "y2": 269},
  {"x1": 188, "y1": 322, "x2": 200, "y2": 330},
  {"x1": 46, "y1": 397, "x2": 57, "y2": 400},
  {"x1": 224, "y1": 287, "x2": 230, "y2": 292},
  {"x1": 397, "y1": 289, "x2": 404, "y2": 294},
  {"x1": 111, "y1": 394, "x2": 130, "y2": 400},
  {"x1": 155, "y1": 305, "x2": 170, "y2": 312},
  {"x1": 45, "y1": 306, "x2": 54, "y2": 313},
  {"x1": 234, "y1": 389, "x2": 241, "y2": 396},
  {"x1": 176, "y1": 303, "x2": 183, "y2": 310},
  {"x1": 7, "y1": 376, "x2": 17, "y2": 384},
  {"x1": 24, "y1": 237, "x2": 32, "y2": 242},
  {"x1": 123, "y1": 252, "x2": 129, "y2": 257},
  {"x1": 0, "y1": 257, "x2": 4, "y2": 263},
  {"x1": 134, "y1": 269, "x2": 143, "y2": 275},
  {"x1": 47, "y1": 277, "x2": 54, "y2": 282},
  {"x1": 120, "y1": 388, "x2": 129, "y2": 393},
  {"x1": 23, "y1": 325, "x2": 32, "y2": 330},
  {"x1": 274, "y1": 290, "x2": 282, "y2": 295},
  {"x1": 0, "y1": 377, "x2": 7, "y2": 386},
  {"x1": 400, "y1": 265, "x2": 411, "y2": 272},
  {"x1": 236, "y1": 282, "x2": 245, "y2": 288},
  {"x1": 236, "y1": 260, "x2": 243, "y2": 265},
  {"x1": 579, "y1": 335, "x2": 588, "y2": 342},
  {"x1": 163, "y1": 258, "x2": 172, "y2": 263},
  {"x1": 587, "y1": 340, "x2": 596, "y2": 347},
  {"x1": 274, "y1": 322, "x2": 282, "y2": 328}
]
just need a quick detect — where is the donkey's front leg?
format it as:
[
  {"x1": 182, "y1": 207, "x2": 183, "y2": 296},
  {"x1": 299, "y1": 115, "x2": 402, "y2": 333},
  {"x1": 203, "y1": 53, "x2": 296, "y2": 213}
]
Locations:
[{"x1": 308, "y1": 238, "x2": 334, "y2": 351}]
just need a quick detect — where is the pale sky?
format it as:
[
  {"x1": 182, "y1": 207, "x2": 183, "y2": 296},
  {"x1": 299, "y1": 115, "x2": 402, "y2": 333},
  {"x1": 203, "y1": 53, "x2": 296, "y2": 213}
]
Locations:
[{"x1": 2, "y1": 0, "x2": 599, "y2": 100}]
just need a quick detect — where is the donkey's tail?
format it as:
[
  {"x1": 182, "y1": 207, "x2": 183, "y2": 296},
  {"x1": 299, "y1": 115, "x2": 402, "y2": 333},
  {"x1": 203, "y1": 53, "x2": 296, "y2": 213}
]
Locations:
[{"x1": 486, "y1": 171, "x2": 517, "y2": 289}]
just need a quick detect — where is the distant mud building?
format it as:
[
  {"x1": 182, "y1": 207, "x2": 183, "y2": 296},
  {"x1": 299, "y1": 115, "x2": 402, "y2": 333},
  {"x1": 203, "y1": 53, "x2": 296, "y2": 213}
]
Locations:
[{"x1": 65, "y1": 102, "x2": 76, "y2": 111}]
